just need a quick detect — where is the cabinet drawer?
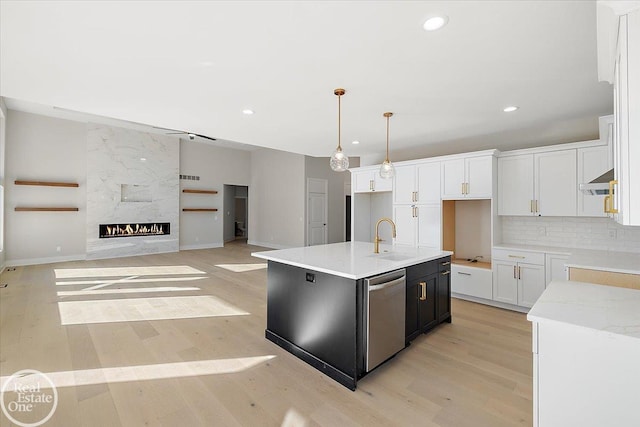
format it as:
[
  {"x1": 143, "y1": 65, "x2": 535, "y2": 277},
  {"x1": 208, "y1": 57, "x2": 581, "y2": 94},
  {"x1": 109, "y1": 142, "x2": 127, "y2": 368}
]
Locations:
[
  {"x1": 451, "y1": 265, "x2": 493, "y2": 299},
  {"x1": 493, "y1": 248, "x2": 544, "y2": 265}
]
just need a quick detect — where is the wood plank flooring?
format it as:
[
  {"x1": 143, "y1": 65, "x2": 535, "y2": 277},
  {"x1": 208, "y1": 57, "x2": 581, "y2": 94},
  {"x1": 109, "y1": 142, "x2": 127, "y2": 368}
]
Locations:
[{"x1": 0, "y1": 241, "x2": 533, "y2": 426}]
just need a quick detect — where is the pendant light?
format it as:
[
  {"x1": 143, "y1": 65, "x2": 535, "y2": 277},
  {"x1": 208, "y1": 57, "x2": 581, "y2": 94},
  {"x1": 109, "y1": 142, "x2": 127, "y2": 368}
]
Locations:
[
  {"x1": 330, "y1": 88, "x2": 349, "y2": 172},
  {"x1": 379, "y1": 112, "x2": 395, "y2": 179}
]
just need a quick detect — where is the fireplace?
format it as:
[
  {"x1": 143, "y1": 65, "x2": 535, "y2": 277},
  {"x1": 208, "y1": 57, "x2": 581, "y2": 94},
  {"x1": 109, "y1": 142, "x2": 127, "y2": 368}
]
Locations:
[{"x1": 99, "y1": 222, "x2": 170, "y2": 238}]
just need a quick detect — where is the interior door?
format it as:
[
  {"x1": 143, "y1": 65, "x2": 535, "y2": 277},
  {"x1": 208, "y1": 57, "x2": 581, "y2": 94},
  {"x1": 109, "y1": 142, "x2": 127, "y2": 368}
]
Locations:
[{"x1": 308, "y1": 178, "x2": 328, "y2": 246}]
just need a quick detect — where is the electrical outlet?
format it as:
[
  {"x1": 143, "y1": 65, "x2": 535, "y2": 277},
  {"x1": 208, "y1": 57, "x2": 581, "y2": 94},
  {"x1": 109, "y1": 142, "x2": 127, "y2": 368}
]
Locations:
[
  {"x1": 56, "y1": 246, "x2": 62, "y2": 252},
  {"x1": 537, "y1": 226, "x2": 546, "y2": 236},
  {"x1": 608, "y1": 229, "x2": 617, "y2": 239},
  {"x1": 195, "y1": 236, "x2": 199, "y2": 242}
]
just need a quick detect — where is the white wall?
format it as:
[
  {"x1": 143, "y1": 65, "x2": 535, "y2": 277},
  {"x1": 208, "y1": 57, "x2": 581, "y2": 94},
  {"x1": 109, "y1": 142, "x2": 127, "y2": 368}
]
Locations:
[
  {"x1": 5, "y1": 110, "x2": 87, "y2": 265},
  {"x1": 455, "y1": 199, "x2": 492, "y2": 261},
  {"x1": 249, "y1": 148, "x2": 305, "y2": 248},
  {"x1": 304, "y1": 156, "x2": 356, "y2": 243},
  {"x1": 501, "y1": 216, "x2": 640, "y2": 253},
  {"x1": 0, "y1": 99, "x2": 6, "y2": 271},
  {"x1": 179, "y1": 141, "x2": 250, "y2": 250}
]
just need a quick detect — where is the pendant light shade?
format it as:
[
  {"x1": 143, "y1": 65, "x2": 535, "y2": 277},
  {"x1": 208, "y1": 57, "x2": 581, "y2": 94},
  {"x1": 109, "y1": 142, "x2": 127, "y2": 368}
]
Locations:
[
  {"x1": 330, "y1": 88, "x2": 349, "y2": 172},
  {"x1": 379, "y1": 112, "x2": 395, "y2": 179}
]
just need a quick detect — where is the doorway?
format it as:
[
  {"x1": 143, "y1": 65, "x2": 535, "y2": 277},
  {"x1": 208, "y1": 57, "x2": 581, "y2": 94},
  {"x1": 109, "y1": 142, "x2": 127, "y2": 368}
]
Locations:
[
  {"x1": 223, "y1": 184, "x2": 249, "y2": 244},
  {"x1": 307, "y1": 178, "x2": 328, "y2": 246}
]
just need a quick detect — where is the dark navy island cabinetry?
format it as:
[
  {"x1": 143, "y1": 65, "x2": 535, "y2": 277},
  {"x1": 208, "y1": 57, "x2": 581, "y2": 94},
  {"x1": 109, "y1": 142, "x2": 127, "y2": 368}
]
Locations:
[
  {"x1": 405, "y1": 256, "x2": 452, "y2": 344},
  {"x1": 253, "y1": 242, "x2": 452, "y2": 390}
]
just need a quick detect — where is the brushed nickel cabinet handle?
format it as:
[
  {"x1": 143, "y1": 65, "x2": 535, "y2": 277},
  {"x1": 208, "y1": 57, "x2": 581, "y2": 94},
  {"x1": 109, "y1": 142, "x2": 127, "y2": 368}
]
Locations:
[
  {"x1": 513, "y1": 265, "x2": 517, "y2": 279},
  {"x1": 518, "y1": 266, "x2": 521, "y2": 280},
  {"x1": 508, "y1": 255, "x2": 525, "y2": 259},
  {"x1": 441, "y1": 261, "x2": 451, "y2": 266},
  {"x1": 419, "y1": 282, "x2": 427, "y2": 301},
  {"x1": 535, "y1": 199, "x2": 539, "y2": 213}
]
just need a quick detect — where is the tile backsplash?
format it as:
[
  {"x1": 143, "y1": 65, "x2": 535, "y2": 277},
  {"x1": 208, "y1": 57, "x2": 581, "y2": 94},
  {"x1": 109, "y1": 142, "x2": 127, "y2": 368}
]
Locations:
[{"x1": 501, "y1": 216, "x2": 640, "y2": 253}]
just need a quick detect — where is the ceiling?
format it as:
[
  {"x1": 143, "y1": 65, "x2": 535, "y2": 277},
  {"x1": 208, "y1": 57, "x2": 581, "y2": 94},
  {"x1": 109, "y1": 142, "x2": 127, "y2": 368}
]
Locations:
[{"x1": 0, "y1": 1, "x2": 613, "y2": 162}]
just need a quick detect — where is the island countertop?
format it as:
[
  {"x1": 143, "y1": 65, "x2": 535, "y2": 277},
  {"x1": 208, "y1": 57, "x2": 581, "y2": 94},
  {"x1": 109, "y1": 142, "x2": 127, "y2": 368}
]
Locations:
[
  {"x1": 252, "y1": 241, "x2": 452, "y2": 280},
  {"x1": 527, "y1": 280, "x2": 640, "y2": 340}
]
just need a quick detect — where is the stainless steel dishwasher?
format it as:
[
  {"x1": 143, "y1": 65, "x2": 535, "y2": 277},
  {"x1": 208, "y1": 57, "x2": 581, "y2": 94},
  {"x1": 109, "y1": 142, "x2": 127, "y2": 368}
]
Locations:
[{"x1": 365, "y1": 268, "x2": 406, "y2": 372}]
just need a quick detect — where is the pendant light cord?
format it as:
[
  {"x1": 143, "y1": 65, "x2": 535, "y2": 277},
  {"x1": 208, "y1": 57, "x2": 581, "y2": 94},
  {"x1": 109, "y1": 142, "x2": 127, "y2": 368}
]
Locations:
[
  {"x1": 385, "y1": 114, "x2": 390, "y2": 162},
  {"x1": 337, "y1": 92, "x2": 342, "y2": 151}
]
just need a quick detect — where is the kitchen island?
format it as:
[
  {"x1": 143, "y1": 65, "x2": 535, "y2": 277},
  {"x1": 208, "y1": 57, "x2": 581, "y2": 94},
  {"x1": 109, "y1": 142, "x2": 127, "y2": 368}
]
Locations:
[
  {"x1": 252, "y1": 241, "x2": 452, "y2": 390},
  {"x1": 527, "y1": 280, "x2": 640, "y2": 426}
]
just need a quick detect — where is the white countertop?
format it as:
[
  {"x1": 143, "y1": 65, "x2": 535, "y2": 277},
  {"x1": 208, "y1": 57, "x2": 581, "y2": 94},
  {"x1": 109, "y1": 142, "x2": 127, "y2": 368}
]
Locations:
[
  {"x1": 566, "y1": 249, "x2": 640, "y2": 275},
  {"x1": 252, "y1": 241, "x2": 452, "y2": 280},
  {"x1": 527, "y1": 280, "x2": 640, "y2": 340},
  {"x1": 493, "y1": 243, "x2": 573, "y2": 255}
]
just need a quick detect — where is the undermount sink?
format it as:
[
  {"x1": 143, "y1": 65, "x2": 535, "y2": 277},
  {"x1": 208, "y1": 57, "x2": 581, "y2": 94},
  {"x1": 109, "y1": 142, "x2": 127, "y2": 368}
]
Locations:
[{"x1": 368, "y1": 252, "x2": 414, "y2": 262}]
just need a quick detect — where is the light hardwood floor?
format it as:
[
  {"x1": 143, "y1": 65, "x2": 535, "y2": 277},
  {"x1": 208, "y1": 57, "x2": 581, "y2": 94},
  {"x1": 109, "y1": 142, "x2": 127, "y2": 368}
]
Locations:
[{"x1": 0, "y1": 241, "x2": 533, "y2": 426}]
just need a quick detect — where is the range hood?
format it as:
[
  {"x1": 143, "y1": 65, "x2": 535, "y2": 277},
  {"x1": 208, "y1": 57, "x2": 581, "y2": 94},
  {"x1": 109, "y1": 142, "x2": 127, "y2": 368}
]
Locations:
[{"x1": 579, "y1": 169, "x2": 614, "y2": 195}]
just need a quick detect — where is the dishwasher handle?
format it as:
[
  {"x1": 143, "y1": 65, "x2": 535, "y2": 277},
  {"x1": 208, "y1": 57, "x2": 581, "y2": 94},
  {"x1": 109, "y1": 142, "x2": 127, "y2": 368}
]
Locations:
[
  {"x1": 365, "y1": 269, "x2": 406, "y2": 287},
  {"x1": 368, "y1": 277, "x2": 405, "y2": 292}
]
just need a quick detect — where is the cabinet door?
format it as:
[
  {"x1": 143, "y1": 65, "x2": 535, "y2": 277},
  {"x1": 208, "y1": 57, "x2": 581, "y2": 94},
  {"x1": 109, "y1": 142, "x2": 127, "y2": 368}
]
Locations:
[
  {"x1": 418, "y1": 275, "x2": 438, "y2": 331},
  {"x1": 441, "y1": 158, "x2": 465, "y2": 199},
  {"x1": 393, "y1": 205, "x2": 417, "y2": 246},
  {"x1": 577, "y1": 145, "x2": 610, "y2": 217},
  {"x1": 493, "y1": 260, "x2": 518, "y2": 305},
  {"x1": 517, "y1": 263, "x2": 546, "y2": 308},
  {"x1": 545, "y1": 254, "x2": 569, "y2": 286},
  {"x1": 405, "y1": 278, "x2": 420, "y2": 342},
  {"x1": 535, "y1": 150, "x2": 577, "y2": 216},
  {"x1": 498, "y1": 155, "x2": 534, "y2": 215},
  {"x1": 353, "y1": 171, "x2": 374, "y2": 193},
  {"x1": 373, "y1": 173, "x2": 393, "y2": 192},
  {"x1": 417, "y1": 162, "x2": 441, "y2": 203},
  {"x1": 437, "y1": 268, "x2": 451, "y2": 323},
  {"x1": 393, "y1": 165, "x2": 416, "y2": 204},
  {"x1": 466, "y1": 156, "x2": 493, "y2": 198},
  {"x1": 416, "y1": 204, "x2": 441, "y2": 249}
]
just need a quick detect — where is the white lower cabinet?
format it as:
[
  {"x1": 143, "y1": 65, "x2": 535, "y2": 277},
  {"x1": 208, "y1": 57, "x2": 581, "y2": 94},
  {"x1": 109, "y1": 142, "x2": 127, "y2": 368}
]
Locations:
[
  {"x1": 451, "y1": 265, "x2": 492, "y2": 300},
  {"x1": 493, "y1": 249, "x2": 546, "y2": 308},
  {"x1": 544, "y1": 253, "x2": 569, "y2": 286}
]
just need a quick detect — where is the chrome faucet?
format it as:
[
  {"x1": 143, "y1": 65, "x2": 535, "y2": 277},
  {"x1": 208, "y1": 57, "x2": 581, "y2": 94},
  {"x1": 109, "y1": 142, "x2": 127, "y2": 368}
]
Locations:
[{"x1": 374, "y1": 217, "x2": 397, "y2": 254}]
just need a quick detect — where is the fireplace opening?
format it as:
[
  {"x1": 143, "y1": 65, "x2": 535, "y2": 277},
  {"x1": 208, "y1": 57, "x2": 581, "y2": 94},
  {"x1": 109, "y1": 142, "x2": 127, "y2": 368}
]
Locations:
[{"x1": 99, "y1": 222, "x2": 170, "y2": 238}]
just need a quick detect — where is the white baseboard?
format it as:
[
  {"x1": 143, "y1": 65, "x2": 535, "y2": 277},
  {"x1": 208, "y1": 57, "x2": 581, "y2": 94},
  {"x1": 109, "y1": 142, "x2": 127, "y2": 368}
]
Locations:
[
  {"x1": 180, "y1": 243, "x2": 224, "y2": 251},
  {"x1": 247, "y1": 240, "x2": 291, "y2": 250},
  {"x1": 452, "y1": 293, "x2": 529, "y2": 313},
  {"x1": 7, "y1": 254, "x2": 87, "y2": 267}
]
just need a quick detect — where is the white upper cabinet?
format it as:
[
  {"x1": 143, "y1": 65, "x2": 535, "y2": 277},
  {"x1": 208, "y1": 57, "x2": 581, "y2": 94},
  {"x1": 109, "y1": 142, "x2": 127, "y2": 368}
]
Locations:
[
  {"x1": 441, "y1": 155, "x2": 493, "y2": 199},
  {"x1": 393, "y1": 162, "x2": 440, "y2": 204},
  {"x1": 498, "y1": 150, "x2": 577, "y2": 216},
  {"x1": 577, "y1": 145, "x2": 611, "y2": 217},
  {"x1": 498, "y1": 155, "x2": 535, "y2": 216},
  {"x1": 352, "y1": 168, "x2": 393, "y2": 193},
  {"x1": 611, "y1": 10, "x2": 640, "y2": 225},
  {"x1": 535, "y1": 150, "x2": 577, "y2": 216},
  {"x1": 392, "y1": 203, "x2": 441, "y2": 249}
]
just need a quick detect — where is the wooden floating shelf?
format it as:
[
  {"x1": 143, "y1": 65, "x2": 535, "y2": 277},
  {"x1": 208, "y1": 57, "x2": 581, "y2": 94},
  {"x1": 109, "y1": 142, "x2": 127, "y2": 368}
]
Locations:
[
  {"x1": 15, "y1": 207, "x2": 79, "y2": 212},
  {"x1": 182, "y1": 189, "x2": 218, "y2": 194},
  {"x1": 182, "y1": 208, "x2": 218, "y2": 212},
  {"x1": 15, "y1": 180, "x2": 79, "y2": 188}
]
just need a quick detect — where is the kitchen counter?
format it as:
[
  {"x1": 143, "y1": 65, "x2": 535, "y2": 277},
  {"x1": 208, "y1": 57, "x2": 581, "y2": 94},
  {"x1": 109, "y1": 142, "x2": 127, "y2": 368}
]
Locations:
[
  {"x1": 565, "y1": 248, "x2": 640, "y2": 275},
  {"x1": 252, "y1": 241, "x2": 452, "y2": 279},
  {"x1": 528, "y1": 280, "x2": 640, "y2": 340},
  {"x1": 528, "y1": 280, "x2": 640, "y2": 426}
]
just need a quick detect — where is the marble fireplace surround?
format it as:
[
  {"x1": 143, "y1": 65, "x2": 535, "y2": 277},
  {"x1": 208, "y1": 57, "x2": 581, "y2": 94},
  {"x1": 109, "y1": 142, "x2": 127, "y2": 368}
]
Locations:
[{"x1": 86, "y1": 124, "x2": 179, "y2": 259}]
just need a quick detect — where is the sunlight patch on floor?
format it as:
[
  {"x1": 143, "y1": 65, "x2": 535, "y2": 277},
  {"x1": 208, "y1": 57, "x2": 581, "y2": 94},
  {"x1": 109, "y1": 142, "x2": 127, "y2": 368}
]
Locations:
[
  {"x1": 57, "y1": 286, "x2": 202, "y2": 297},
  {"x1": 215, "y1": 263, "x2": 267, "y2": 273},
  {"x1": 58, "y1": 295, "x2": 249, "y2": 325},
  {"x1": 0, "y1": 356, "x2": 276, "y2": 389},
  {"x1": 55, "y1": 276, "x2": 207, "y2": 286},
  {"x1": 54, "y1": 265, "x2": 206, "y2": 279}
]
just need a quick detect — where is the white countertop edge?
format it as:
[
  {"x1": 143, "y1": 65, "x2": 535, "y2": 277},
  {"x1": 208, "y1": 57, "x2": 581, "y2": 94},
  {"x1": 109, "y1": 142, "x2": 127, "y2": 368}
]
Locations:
[{"x1": 527, "y1": 280, "x2": 640, "y2": 340}]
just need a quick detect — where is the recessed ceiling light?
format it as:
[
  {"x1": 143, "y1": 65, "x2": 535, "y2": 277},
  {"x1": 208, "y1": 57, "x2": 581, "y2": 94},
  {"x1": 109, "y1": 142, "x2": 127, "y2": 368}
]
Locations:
[
  {"x1": 503, "y1": 106, "x2": 519, "y2": 113},
  {"x1": 242, "y1": 109, "x2": 254, "y2": 115},
  {"x1": 140, "y1": 157, "x2": 147, "y2": 162},
  {"x1": 201, "y1": 61, "x2": 214, "y2": 67},
  {"x1": 423, "y1": 15, "x2": 448, "y2": 31},
  {"x1": 352, "y1": 140, "x2": 360, "y2": 145}
]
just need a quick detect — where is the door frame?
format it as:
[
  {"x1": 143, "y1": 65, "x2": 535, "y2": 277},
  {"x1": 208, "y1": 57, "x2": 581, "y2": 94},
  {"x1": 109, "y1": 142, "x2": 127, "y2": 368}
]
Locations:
[{"x1": 306, "y1": 178, "x2": 328, "y2": 246}]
